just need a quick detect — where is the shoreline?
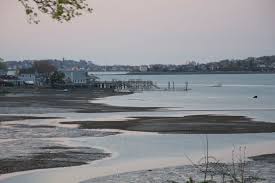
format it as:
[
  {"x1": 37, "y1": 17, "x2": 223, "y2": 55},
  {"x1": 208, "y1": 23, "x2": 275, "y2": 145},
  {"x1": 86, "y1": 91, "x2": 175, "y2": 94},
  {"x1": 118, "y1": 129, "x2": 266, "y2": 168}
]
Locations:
[
  {"x1": 0, "y1": 88, "x2": 158, "y2": 114},
  {"x1": 83, "y1": 154, "x2": 275, "y2": 183}
]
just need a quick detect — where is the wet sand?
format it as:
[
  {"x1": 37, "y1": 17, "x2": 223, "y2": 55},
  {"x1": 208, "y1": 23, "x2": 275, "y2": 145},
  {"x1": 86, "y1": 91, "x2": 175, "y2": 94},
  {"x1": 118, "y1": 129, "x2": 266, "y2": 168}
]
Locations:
[
  {"x1": 0, "y1": 116, "x2": 60, "y2": 123},
  {"x1": 83, "y1": 152, "x2": 275, "y2": 183},
  {"x1": 61, "y1": 115, "x2": 275, "y2": 134},
  {"x1": 0, "y1": 88, "x2": 155, "y2": 175},
  {"x1": 1, "y1": 88, "x2": 275, "y2": 179},
  {"x1": 83, "y1": 157, "x2": 275, "y2": 183},
  {"x1": 249, "y1": 153, "x2": 275, "y2": 164},
  {"x1": 0, "y1": 88, "x2": 158, "y2": 114},
  {"x1": 0, "y1": 145, "x2": 110, "y2": 175},
  {"x1": 0, "y1": 121, "x2": 118, "y2": 175}
]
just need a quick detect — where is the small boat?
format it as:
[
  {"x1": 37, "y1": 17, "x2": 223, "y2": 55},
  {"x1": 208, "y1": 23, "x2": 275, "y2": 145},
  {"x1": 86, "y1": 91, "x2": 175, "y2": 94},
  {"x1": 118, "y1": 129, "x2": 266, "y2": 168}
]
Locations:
[
  {"x1": 24, "y1": 81, "x2": 34, "y2": 85},
  {"x1": 211, "y1": 83, "x2": 222, "y2": 87},
  {"x1": 114, "y1": 88, "x2": 133, "y2": 94}
]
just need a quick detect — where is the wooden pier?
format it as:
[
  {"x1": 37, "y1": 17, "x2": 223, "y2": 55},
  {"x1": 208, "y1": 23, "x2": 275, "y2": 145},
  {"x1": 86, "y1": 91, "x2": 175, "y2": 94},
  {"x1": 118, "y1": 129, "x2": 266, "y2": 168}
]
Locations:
[
  {"x1": 94, "y1": 79, "x2": 160, "y2": 91},
  {"x1": 52, "y1": 79, "x2": 194, "y2": 92}
]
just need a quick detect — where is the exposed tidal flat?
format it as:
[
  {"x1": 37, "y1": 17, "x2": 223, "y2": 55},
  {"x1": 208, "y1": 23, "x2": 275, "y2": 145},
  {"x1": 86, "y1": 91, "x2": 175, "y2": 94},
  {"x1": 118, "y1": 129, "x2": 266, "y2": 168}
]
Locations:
[
  {"x1": 1, "y1": 74, "x2": 275, "y2": 182},
  {"x1": 61, "y1": 115, "x2": 275, "y2": 134}
]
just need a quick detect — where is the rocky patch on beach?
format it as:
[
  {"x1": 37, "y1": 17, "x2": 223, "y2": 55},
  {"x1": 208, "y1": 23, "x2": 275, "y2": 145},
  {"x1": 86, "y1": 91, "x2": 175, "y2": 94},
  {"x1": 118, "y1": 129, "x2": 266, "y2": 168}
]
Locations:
[
  {"x1": 0, "y1": 115, "x2": 118, "y2": 175},
  {"x1": 82, "y1": 160, "x2": 275, "y2": 183},
  {"x1": 0, "y1": 116, "x2": 61, "y2": 122},
  {"x1": 0, "y1": 123, "x2": 120, "y2": 139},
  {"x1": 0, "y1": 140, "x2": 110, "y2": 174}
]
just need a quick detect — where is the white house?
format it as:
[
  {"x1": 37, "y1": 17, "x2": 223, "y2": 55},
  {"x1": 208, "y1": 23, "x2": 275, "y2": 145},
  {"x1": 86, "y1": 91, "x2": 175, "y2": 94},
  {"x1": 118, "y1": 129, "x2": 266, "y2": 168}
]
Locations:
[
  {"x1": 63, "y1": 71, "x2": 88, "y2": 84},
  {"x1": 139, "y1": 65, "x2": 148, "y2": 72},
  {"x1": 7, "y1": 70, "x2": 17, "y2": 76}
]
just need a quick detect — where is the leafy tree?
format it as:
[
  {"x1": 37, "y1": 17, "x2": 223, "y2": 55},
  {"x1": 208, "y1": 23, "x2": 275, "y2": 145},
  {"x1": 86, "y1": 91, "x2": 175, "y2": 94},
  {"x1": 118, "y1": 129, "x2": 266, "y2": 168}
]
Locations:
[
  {"x1": 18, "y1": 0, "x2": 93, "y2": 23},
  {"x1": 50, "y1": 71, "x2": 65, "y2": 86}
]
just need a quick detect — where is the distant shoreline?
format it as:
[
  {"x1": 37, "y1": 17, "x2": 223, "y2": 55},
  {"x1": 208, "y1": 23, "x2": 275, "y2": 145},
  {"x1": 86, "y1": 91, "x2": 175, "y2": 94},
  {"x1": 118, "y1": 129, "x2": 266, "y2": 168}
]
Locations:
[{"x1": 126, "y1": 71, "x2": 275, "y2": 75}]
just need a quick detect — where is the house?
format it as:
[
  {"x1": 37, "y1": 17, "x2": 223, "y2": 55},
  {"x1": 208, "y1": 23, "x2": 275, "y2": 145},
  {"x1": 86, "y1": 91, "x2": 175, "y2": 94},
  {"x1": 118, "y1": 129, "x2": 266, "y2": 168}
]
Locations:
[
  {"x1": 7, "y1": 70, "x2": 17, "y2": 76},
  {"x1": 0, "y1": 75, "x2": 21, "y2": 86},
  {"x1": 63, "y1": 71, "x2": 88, "y2": 85},
  {"x1": 35, "y1": 74, "x2": 50, "y2": 86},
  {"x1": 0, "y1": 70, "x2": 6, "y2": 76},
  {"x1": 18, "y1": 73, "x2": 36, "y2": 85},
  {"x1": 139, "y1": 65, "x2": 148, "y2": 72}
]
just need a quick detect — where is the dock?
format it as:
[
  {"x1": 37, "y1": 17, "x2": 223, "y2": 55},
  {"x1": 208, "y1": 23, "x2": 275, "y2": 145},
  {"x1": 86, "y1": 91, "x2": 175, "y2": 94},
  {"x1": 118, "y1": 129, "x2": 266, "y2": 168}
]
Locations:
[{"x1": 93, "y1": 79, "x2": 160, "y2": 91}]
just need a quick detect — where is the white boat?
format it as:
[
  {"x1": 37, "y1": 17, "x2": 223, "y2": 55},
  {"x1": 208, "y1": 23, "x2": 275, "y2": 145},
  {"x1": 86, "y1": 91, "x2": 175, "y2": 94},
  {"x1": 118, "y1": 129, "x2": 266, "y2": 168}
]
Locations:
[
  {"x1": 24, "y1": 81, "x2": 34, "y2": 85},
  {"x1": 114, "y1": 88, "x2": 133, "y2": 93},
  {"x1": 211, "y1": 83, "x2": 223, "y2": 87}
]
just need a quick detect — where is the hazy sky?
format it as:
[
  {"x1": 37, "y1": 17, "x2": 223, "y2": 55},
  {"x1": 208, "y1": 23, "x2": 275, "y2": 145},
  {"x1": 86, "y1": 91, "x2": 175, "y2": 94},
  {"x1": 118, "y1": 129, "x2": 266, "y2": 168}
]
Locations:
[{"x1": 0, "y1": 0, "x2": 274, "y2": 65}]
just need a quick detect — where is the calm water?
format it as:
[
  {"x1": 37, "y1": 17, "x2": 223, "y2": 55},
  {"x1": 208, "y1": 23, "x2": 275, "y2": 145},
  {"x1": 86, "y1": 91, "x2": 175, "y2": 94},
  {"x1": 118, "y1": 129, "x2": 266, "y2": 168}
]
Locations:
[
  {"x1": 1, "y1": 74, "x2": 275, "y2": 183},
  {"x1": 94, "y1": 74, "x2": 275, "y2": 121}
]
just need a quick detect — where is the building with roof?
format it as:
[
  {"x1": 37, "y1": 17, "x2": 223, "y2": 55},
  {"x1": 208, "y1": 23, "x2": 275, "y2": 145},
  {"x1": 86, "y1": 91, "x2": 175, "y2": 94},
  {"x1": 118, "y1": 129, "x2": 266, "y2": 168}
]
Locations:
[{"x1": 63, "y1": 71, "x2": 88, "y2": 85}]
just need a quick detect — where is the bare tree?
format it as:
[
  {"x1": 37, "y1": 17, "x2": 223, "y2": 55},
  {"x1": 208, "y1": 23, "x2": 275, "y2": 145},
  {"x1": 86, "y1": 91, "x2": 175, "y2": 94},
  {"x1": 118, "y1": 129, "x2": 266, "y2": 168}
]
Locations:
[
  {"x1": 33, "y1": 61, "x2": 57, "y2": 74},
  {"x1": 186, "y1": 140, "x2": 262, "y2": 182},
  {"x1": 18, "y1": 0, "x2": 93, "y2": 23}
]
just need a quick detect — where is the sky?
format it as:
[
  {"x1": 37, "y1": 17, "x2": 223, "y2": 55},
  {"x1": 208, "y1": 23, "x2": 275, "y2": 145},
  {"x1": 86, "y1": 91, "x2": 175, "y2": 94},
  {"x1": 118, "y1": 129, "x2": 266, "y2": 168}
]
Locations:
[{"x1": 0, "y1": 0, "x2": 275, "y2": 65}]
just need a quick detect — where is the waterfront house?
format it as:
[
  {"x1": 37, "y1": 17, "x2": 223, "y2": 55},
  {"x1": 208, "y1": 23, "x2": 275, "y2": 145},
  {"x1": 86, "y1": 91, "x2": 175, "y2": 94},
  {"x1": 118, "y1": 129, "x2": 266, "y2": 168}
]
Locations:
[
  {"x1": 7, "y1": 70, "x2": 17, "y2": 76},
  {"x1": 0, "y1": 75, "x2": 21, "y2": 86},
  {"x1": 0, "y1": 70, "x2": 6, "y2": 76},
  {"x1": 63, "y1": 71, "x2": 88, "y2": 85},
  {"x1": 139, "y1": 65, "x2": 148, "y2": 72}
]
